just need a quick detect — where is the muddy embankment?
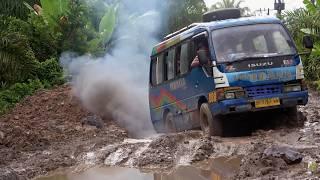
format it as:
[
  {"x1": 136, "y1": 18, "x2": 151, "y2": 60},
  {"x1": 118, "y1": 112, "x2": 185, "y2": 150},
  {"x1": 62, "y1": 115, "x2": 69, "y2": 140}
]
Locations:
[{"x1": 1, "y1": 85, "x2": 320, "y2": 179}]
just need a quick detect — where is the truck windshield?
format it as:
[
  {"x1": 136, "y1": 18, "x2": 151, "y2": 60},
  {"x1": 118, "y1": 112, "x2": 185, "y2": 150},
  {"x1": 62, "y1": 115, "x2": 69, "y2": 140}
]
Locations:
[{"x1": 212, "y1": 24, "x2": 296, "y2": 63}]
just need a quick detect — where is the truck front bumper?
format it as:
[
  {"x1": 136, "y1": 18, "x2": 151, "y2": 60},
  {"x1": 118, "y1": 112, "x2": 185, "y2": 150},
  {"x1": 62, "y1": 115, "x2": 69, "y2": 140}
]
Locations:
[{"x1": 210, "y1": 90, "x2": 308, "y2": 115}]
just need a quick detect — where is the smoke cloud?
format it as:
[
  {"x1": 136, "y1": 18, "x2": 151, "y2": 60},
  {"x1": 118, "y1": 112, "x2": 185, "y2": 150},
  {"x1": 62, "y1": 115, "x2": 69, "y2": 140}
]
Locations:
[{"x1": 61, "y1": 0, "x2": 163, "y2": 138}]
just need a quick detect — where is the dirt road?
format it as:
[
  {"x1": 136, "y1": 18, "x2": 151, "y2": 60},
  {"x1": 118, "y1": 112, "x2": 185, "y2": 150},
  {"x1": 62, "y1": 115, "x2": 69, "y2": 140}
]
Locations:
[{"x1": 0, "y1": 85, "x2": 319, "y2": 179}]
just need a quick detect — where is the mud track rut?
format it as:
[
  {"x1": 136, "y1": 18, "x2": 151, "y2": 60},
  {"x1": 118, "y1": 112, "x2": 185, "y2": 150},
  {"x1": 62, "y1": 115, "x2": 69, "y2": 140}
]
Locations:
[{"x1": 0, "y1": 85, "x2": 320, "y2": 179}]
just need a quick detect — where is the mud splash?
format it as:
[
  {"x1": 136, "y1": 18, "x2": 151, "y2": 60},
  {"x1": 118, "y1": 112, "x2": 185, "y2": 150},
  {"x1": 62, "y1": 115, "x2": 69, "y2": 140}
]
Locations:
[{"x1": 35, "y1": 156, "x2": 241, "y2": 180}]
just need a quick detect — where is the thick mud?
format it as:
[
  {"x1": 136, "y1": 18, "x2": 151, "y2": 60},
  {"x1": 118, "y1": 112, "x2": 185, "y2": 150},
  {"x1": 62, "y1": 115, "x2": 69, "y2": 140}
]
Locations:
[{"x1": 1, "y1": 85, "x2": 320, "y2": 179}]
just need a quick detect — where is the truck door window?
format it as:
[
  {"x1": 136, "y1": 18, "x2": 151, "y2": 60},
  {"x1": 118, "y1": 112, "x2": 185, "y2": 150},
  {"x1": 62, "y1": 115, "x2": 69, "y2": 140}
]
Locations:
[
  {"x1": 156, "y1": 54, "x2": 164, "y2": 84},
  {"x1": 272, "y1": 31, "x2": 292, "y2": 54},
  {"x1": 180, "y1": 42, "x2": 190, "y2": 75},
  {"x1": 253, "y1": 35, "x2": 268, "y2": 53},
  {"x1": 166, "y1": 49, "x2": 175, "y2": 80},
  {"x1": 151, "y1": 58, "x2": 157, "y2": 85}
]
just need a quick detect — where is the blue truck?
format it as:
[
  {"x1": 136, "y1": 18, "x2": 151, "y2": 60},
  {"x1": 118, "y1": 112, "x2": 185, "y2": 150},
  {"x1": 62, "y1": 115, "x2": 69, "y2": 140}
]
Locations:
[{"x1": 149, "y1": 9, "x2": 313, "y2": 136}]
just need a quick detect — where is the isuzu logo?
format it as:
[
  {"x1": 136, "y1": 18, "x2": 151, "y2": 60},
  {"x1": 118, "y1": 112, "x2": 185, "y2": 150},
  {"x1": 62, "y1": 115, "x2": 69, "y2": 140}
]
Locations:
[{"x1": 248, "y1": 62, "x2": 274, "y2": 68}]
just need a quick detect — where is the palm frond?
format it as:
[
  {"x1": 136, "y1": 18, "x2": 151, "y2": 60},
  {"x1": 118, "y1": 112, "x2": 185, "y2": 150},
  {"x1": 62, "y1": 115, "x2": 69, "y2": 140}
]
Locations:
[{"x1": 210, "y1": 0, "x2": 249, "y2": 13}]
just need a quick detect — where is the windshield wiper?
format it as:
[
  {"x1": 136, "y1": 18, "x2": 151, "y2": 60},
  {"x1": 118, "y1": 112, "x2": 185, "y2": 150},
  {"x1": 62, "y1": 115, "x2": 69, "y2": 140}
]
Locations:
[{"x1": 225, "y1": 53, "x2": 296, "y2": 64}]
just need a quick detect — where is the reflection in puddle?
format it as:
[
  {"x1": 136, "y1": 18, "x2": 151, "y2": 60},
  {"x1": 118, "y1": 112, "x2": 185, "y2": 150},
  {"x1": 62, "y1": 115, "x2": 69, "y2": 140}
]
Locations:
[{"x1": 35, "y1": 156, "x2": 241, "y2": 180}]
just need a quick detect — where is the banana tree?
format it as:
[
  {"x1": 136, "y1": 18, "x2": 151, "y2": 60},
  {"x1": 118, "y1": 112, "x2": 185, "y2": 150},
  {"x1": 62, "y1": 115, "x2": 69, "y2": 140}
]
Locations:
[
  {"x1": 24, "y1": 0, "x2": 69, "y2": 30},
  {"x1": 24, "y1": 0, "x2": 118, "y2": 54},
  {"x1": 88, "y1": 3, "x2": 118, "y2": 53},
  {"x1": 99, "y1": 4, "x2": 117, "y2": 44}
]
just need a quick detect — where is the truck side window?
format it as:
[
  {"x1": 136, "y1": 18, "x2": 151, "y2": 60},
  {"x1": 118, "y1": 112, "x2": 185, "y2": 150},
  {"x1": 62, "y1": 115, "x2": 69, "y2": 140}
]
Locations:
[
  {"x1": 175, "y1": 46, "x2": 181, "y2": 76},
  {"x1": 166, "y1": 49, "x2": 175, "y2": 80},
  {"x1": 180, "y1": 42, "x2": 190, "y2": 75},
  {"x1": 151, "y1": 58, "x2": 157, "y2": 85},
  {"x1": 156, "y1": 54, "x2": 164, "y2": 84}
]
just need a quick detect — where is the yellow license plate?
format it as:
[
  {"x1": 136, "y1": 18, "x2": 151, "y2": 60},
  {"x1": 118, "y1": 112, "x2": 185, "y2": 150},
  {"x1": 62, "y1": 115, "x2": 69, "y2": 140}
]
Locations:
[{"x1": 255, "y1": 98, "x2": 280, "y2": 108}]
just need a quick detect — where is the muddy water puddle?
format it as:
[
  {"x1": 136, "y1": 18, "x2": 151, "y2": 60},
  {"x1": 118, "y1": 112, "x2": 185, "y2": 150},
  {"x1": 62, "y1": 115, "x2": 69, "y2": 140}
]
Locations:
[{"x1": 35, "y1": 156, "x2": 241, "y2": 180}]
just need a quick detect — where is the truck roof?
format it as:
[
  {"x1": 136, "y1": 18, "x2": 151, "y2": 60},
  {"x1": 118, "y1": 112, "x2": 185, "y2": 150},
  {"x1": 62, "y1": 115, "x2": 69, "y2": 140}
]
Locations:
[{"x1": 151, "y1": 16, "x2": 282, "y2": 56}]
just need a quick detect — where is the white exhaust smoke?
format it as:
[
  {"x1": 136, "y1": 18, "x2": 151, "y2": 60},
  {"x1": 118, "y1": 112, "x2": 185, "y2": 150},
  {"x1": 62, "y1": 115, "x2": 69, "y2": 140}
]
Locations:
[{"x1": 61, "y1": 1, "x2": 163, "y2": 138}]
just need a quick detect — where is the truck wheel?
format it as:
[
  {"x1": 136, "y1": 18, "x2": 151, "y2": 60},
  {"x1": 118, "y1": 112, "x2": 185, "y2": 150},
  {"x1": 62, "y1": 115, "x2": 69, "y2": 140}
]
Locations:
[
  {"x1": 200, "y1": 103, "x2": 223, "y2": 136},
  {"x1": 286, "y1": 106, "x2": 298, "y2": 125},
  {"x1": 164, "y1": 112, "x2": 177, "y2": 133}
]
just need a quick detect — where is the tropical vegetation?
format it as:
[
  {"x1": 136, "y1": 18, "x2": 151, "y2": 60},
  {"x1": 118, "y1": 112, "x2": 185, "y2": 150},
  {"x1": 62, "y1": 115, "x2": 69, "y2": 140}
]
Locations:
[
  {"x1": 283, "y1": 0, "x2": 320, "y2": 90},
  {"x1": 164, "y1": 0, "x2": 208, "y2": 33},
  {"x1": 0, "y1": 0, "x2": 207, "y2": 115},
  {"x1": 1, "y1": 0, "x2": 320, "y2": 114}
]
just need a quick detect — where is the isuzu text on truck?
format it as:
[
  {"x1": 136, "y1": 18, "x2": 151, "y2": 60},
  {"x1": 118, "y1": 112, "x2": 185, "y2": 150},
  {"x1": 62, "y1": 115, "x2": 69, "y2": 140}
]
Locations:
[{"x1": 148, "y1": 9, "x2": 313, "y2": 136}]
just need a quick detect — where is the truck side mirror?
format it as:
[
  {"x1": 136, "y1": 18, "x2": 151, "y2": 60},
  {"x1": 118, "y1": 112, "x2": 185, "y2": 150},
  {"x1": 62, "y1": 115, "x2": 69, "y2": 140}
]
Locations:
[
  {"x1": 303, "y1": 35, "x2": 313, "y2": 49},
  {"x1": 198, "y1": 49, "x2": 209, "y2": 65}
]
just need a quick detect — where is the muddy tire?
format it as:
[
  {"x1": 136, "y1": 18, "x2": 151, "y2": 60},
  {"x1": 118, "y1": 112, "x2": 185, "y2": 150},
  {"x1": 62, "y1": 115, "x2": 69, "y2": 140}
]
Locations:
[
  {"x1": 164, "y1": 112, "x2": 177, "y2": 133},
  {"x1": 200, "y1": 103, "x2": 223, "y2": 136},
  {"x1": 286, "y1": 106, "x2": 299, "y2": 125}
]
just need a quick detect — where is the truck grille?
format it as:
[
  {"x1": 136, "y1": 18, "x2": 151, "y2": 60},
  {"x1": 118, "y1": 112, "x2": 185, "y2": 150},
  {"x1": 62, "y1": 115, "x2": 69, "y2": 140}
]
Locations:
[{"x1": 245, "y1": 85, "x2": 282, "y2": 97}]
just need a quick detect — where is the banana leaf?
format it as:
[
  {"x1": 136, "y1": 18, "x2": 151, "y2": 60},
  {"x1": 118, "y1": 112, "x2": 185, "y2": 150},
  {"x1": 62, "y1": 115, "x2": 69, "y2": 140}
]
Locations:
[
  {"x1": 40, "y1": 0, "x2": 70, "y2": 28},
  {"x1": 99, "y1": 4, "x2": 118, "y2": 44}
]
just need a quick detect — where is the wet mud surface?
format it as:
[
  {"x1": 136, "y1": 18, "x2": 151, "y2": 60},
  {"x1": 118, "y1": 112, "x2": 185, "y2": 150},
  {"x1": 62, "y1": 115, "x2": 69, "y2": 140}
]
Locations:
[{"x1": 1, "y1": 85, "x2": 320, "y2": 179}]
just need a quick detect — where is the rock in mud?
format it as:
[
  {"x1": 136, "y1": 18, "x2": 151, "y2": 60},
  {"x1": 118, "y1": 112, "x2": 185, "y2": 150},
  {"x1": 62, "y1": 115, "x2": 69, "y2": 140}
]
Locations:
[
  {"x1": 263, "y1": 145, "x2": 303, "y2": 165},
  {"x1": 81, "y1": 115, "x2": 104, "y2": 129},
  {"x1": 192, "y1": 139, "x2": 213, "y2": 162},
  {"x1": 237, "y1": 143, "x2": 289, "y2": 179},
  {"x1": 0, "y1": 130, "x2": 4, "y2": 139}
]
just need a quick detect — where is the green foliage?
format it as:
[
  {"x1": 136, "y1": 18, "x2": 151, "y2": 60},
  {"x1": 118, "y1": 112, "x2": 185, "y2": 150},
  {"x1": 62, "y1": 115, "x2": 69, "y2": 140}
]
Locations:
[
  {"x1": 27, "y1": 14, "x2": 59, "y2": 61},
  {"x1": 0, "y1": 16, "x2": 38, "y2": 85},
  {"x1": 36, "y1": 58, "x2": 65, "y2": 86},
  {"x1": 284, "y1": 0, "x2": 320, "y2": 47},
  {"x1": 0, "y1": 0, "x2": 122, "y2": 115},
  {"x1": 57, "y1": 1, "x2": 96, "y2": 54},
  {"x1": 164, "y1": 0, "x2": 207, "y2": 34},
  {"x1": 34, "y1": 0, "x2": 118, "y2": 55},
  {"x1": 304, "y1": 43, "x2": 320, "y2": 81},
  {"x1": 0, "y1": 79, "x2": 44, "y2": 115},
  {"x1": 0, "y1": 0, "x2": 39, "y2": 20},
  {"x1": 302, "y1": 56, "x2": 320, "y2": 81},
  {"x1": 99, "y1": 4, "x2": 117, "y2": 44},
  {"x1": 303, "y1": 0, "x2": 320, "y2": 13},
  {"x1": 0, "y1": 57, "x2": 64, "y2": 115},
  {"x1": 39, "y1": 0, "x2": 70, "y2": 30},
  {"x1": 283, "y1": 0, "x2": 320, "y2": 90}
]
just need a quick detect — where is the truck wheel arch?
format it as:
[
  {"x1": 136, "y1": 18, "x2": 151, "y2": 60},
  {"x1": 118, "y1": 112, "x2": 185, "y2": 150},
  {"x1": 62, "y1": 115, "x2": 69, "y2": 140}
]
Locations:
[{"x1": 198, "y1": 96, "x2": 208, "y2": 110}]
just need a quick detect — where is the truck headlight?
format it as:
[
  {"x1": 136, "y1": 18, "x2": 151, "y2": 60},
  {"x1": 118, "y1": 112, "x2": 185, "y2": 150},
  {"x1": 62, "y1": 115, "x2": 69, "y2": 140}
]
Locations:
[
  {"x1": 284, "y1": 84, "x2": 302, "y2": 92},
  {"x1": 225, "y1": 92, "x2": 235, "y2": 99},
  {"x1": 216, "y1": 87, "x2": 246, "y2": 101}
]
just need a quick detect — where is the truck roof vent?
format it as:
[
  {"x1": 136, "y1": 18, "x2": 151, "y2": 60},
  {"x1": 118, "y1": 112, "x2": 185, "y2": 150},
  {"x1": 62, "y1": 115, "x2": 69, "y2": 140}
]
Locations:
[{"x1": 203, "y1": 8, "x2": 241, "y2": 22}]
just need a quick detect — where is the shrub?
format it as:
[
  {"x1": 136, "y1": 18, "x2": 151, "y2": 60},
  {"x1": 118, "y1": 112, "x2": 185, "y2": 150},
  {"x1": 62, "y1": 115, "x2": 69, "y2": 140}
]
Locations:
[
  {"x1": 36, "y1": 58, "x2": 64, "y2": 86},
  {"x1": 0, "y1": 57, "x2": 65, "y2": 115},
  {"x1": 0, "y1": 0, "x2": 40, "y2": 20},
  {"x1": 0, "y1": 79, "x2": 44, "y2": 115},
  {"x1": 27, "y1": 14, "x2": 59, "y2": 62},
  {"x1": 0, "y1": 15, "x2": 39, "y2": 85},
  {"x1": 302, "y1": 44, "x2": 320, "y2": 81},
  {"x1": 0, "y1": 31, "x2": 38, "y2": 85}
]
